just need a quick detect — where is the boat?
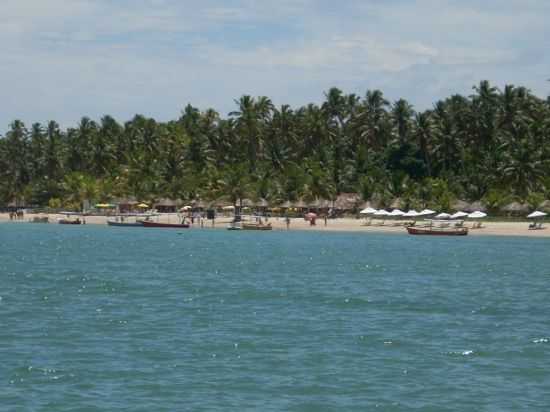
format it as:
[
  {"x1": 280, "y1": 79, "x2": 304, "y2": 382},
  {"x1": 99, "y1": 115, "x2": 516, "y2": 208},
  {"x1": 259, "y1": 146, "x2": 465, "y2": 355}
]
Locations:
[
  {"x1": 140, "y1": 220, "x2": 190, "y2": 229},
  {"x1": 406, "y1": 221, "x2": 468, "y2": 236},
  {"x1": 242, "y1": 222, "x2": 272, "y2": 230},
  {"x1": 31, "y1": 216, "x2": 49, "y2": 223},
  {"x1": 107, "y1": 220, "x2": 143, "y2": 227},
  {"x1": 107, "y1": 216, "x2": 144, "y2": 227},
  {"x1": 227, "y1": 215, "x2": 272, "y2": 231}
]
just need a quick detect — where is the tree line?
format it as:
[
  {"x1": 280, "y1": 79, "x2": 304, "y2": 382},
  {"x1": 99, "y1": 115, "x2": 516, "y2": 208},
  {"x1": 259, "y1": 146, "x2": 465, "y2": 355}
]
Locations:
[{"x1": 1, "y1": 81, "x2": 549, "y2": 212}]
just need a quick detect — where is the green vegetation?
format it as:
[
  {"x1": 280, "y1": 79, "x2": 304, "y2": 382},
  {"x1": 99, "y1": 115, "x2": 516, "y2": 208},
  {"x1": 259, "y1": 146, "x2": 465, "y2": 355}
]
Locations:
[{"x1": 1, "y1": 81, "x2": 549, "y2": 210}]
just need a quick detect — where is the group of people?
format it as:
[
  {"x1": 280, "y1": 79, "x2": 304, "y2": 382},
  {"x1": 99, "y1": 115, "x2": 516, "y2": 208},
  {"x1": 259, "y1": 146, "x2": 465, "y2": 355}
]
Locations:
[{"x1": 8, "y1": 209, "x2": 24, "y2": 220}]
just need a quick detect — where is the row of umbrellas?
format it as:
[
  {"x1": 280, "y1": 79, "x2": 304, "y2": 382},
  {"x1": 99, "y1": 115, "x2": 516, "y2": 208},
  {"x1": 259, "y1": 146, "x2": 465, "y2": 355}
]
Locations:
[
  {"x1": 360, "y1": 207, "x2": 488, "y2": 219},
  {"x1": 96, "y1": 203, "x2": 150, "y2": 209}
]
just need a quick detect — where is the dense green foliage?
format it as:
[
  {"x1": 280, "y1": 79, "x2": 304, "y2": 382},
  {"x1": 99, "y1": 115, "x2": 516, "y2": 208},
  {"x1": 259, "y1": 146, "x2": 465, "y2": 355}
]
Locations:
[{"x1": 1, "y1": 81, "x2": 549, "y2": 210}]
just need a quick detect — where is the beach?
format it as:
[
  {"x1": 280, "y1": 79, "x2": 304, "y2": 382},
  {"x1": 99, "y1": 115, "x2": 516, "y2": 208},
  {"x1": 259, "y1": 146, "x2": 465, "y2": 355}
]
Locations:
[{"x1": 2, "y1": 212, "x2": 549, "y2": 237}]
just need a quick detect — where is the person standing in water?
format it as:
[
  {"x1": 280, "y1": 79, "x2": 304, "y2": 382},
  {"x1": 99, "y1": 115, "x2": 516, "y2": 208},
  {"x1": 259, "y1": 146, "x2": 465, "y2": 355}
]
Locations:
[{"x1": 285, "y1": 215, "x2": 290, "y2": 230}]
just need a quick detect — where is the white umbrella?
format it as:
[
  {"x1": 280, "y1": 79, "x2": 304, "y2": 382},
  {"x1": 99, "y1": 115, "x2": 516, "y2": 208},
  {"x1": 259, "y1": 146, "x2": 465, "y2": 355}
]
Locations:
[
  {"x1": 374, "y1": 209, "x2": 390, "y2": 216},
  {"x1": 403, "y1": 210, "x2": 419, "y2": 217},
  {"x1": 468, "y1": 211, "x2": 487, "y2": 219},
  {"x1": 435, "y1": 213, "x2": 452, "y2": 219},
  {"x1": 360, "y1": 207, "x2": 377, "y2": 215},
  {"x1": 451, "y1": 211, "x2": 469, "y2": 219},
  {"x1": 527, "y1": 211, "x2": 547, "y2": 219},
  {"x1": 389, "y1": 209, "x2": 405, "y2": 217},
  {"x1": 418, "y1": 209, "x2": 436, "y2": 216}
]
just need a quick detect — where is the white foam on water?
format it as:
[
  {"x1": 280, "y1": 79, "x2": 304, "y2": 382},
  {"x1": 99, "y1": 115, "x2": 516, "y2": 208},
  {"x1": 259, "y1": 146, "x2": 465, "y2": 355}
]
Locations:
[{"x1": 532, "y1": 338, "x2": 549, "y2": 344}]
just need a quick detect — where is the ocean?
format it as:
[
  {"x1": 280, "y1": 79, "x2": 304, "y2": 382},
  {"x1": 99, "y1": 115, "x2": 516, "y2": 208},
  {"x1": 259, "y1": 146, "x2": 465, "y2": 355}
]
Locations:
[{"x1": 1, "y1": 223, "x2": 549, "y2": 411}]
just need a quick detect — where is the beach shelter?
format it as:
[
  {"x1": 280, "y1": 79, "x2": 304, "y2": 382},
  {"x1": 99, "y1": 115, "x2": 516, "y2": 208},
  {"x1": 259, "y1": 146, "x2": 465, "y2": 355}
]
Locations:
[
  {"x1": 180, "y1": 205, "x2": 192, "y2": 211},
  {"x1": 468, "y1": 211, "x2": 487, "y2": 219},
  {"x1": 527, "y1": 211, "x2": 547, "y2": 219},
  {"x1": 360, "y1": 207, "x2": 377, "y2": 215},
  {"x1": 451, "y1": 211, "x2": 469, "y2": 219},
  {"x1": 418, "y1": 209, "x2": 436, "y2": 216},
  {"x1": 373, "y1": 209, "x2": 390, "y2": 216},
  {"x1": 389, "y1": 209, "x2": 405, "y2": 217},
  {"x1": 222, "y1": 205, "x2": 235, "y2": 210},
  {"x1": 403, "y1": 210, "x2": 419, "y2": 217},
  {"x1": 137, "y1": 203, "x2": 149, "y2": 209},
  {"x1": 435, "y1": 213, "x2": 452, "y2": 219}
]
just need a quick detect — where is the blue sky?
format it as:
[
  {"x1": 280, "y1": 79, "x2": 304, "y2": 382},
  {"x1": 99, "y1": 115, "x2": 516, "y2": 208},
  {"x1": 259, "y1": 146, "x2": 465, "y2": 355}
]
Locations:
[{"x1": 1, "y1": 0, "x2": 549, "y2": 128}]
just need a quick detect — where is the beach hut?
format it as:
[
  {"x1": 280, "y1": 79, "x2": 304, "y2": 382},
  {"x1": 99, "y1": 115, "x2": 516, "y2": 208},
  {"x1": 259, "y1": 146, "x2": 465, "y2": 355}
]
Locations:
[
  {"x1": 451, "y1": 200, "x2": 471, "y2": 212},
  {"x1": 334, "y1": 193, "x2": 361, "y2": 212},
  {"x1": 115, "y1": 197, "x2": 138, "y2": 213},
  {"x1": 466, "y1": 202, "x2": 487, "y2": 213},
  {"x1": 154, "y1": 199, "x2": 178, "y2": 213},
  {"x1": 502, "y1": 202, "x2": 529, "y2": 216}
]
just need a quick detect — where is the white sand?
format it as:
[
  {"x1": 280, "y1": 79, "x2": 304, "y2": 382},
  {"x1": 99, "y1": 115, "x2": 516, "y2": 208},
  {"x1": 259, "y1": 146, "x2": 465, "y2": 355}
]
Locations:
[{"x1": 2, "y1": 213, "x2": 549, "y2": 237}]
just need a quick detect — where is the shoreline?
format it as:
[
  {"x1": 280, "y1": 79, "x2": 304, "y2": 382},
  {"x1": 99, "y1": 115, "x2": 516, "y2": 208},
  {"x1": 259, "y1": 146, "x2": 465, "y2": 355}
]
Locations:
[{"x1": 2, "y1": 213, "x2": 550, "y2": 238}]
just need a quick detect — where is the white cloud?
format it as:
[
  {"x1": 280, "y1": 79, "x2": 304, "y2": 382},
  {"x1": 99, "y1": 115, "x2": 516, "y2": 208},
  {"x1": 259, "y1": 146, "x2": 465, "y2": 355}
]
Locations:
[{"x1": 0, "y1": 0, "x2": 549, "y2": 128}]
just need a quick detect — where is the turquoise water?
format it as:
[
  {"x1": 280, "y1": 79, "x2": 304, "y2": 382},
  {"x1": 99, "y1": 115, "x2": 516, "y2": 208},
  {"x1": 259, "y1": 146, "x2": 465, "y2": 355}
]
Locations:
[{"x1": 1, "y1": 223, "x2": 549, "y2": 411}]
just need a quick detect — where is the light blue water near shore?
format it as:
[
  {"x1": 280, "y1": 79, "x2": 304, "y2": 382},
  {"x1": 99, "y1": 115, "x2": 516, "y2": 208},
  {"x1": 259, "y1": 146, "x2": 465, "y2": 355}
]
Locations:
[{"x1": 1, "y1": 223, "x2": 549, "y2": 411}]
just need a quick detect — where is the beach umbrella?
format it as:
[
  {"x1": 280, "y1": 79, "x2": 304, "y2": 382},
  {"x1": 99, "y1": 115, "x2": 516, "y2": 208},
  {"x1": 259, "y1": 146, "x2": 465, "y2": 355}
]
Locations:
[
  {"x1": 418, "y1": 209, "x2": 436, "y2": 216},
  {"x1": 137, "y1": 203, "x2": 149, "y2": 208},
  {"x1": 222, "y1": 205, "x2": 235, "y2": 210},
  {"x1": 435, "y1": 213, "x2": 452, "y2": 219},
  {"x1": 306, "y1": 212, "x2": 317, "y2": 218},
  {"x1": 451, "y1": 211, "x2": 469, "y2": 219},
  {"x1": 403, "y1": 210, "x2": 418, "y2": 217},
  {"x1": 373, "y1": 209, "x2": 390, "y2": 216},
  {"x1": 180, "y1": 205, "x2": 192, "y2": 211},
  {"x1": 360, "y1": 207, "x2": 377, "y2": 215},
  {"x1": 527, "y1": 211, "x2": 547, "y2": 219},
  {"x1": 95, "y1": 203, "x2": 115, "y2": 208},
  {"x1": 468, "y1": 211, "x2": 487, "y2": 219},
  {"x1": 389, "y1": 209, "x2": 405, "y2": 217}
]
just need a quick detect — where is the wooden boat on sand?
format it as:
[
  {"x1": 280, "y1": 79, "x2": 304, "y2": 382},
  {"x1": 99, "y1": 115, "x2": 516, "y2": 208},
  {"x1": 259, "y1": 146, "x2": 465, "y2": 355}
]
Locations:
[
  {"x1": 107, "y1": 220, "x2": 143, "y2": 227},
  {"x1": 140, "y1": 220, "x2": 190, "y2": 229},
  {"x1": 406, "y1": 225, "x2": 468, "y2": 236},
  {"x1": 227, "y1": 217, "x2": 272, "y2": 231}
]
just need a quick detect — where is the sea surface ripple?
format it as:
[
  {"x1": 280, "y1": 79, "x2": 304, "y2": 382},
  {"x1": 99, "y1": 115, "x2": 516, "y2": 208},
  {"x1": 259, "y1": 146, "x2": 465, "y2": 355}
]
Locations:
[{"x1": 1, "y1": 223, "x2": 549, "y2": 411}]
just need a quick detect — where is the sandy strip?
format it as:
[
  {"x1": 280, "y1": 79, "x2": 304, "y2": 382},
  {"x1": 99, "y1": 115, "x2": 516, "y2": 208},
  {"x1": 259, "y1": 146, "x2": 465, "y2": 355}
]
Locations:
[{"x1": 2, "y1": 213, "x2": 550, "y2": 238}]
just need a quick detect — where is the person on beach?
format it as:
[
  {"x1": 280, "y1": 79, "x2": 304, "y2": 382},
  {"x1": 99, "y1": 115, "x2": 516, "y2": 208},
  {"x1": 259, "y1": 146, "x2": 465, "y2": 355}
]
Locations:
[
  {"x1": 285, "y1": 215, "x2": 290, "y2": 230},
  {"x1": 324, "y1": 215, "x2": 327, "y2": 226}
]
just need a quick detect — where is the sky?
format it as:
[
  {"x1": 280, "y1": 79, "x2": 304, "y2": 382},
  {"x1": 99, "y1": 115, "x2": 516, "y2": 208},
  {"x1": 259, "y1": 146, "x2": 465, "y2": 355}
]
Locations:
[{"x1": 1, "y1": 0, "x2": 549, "y2": 129}]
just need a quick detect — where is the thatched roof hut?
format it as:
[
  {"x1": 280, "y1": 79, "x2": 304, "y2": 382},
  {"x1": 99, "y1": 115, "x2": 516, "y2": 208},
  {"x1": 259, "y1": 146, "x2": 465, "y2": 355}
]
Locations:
[
  {"x1": 451, "y1": 200, "x2": 470, "y2": 212},
  {"x1": 334, "y1": 193, "x2": 361, "y2": 211},
  {"x1": 292, "y1": 199, "x2": 307, "y2": 209},
  {"x1": 539, "y1": 200, "x2": 550, "y2": 212},
  {"x1": 466, "y1": 201, "x2": 487, "y2": 213},
  {"x1": 501, "y1": 202, "x2": 529, "y2": 215},
  {"x1": 307, "y1": 198, "x2": 331, "y2": 208}
]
